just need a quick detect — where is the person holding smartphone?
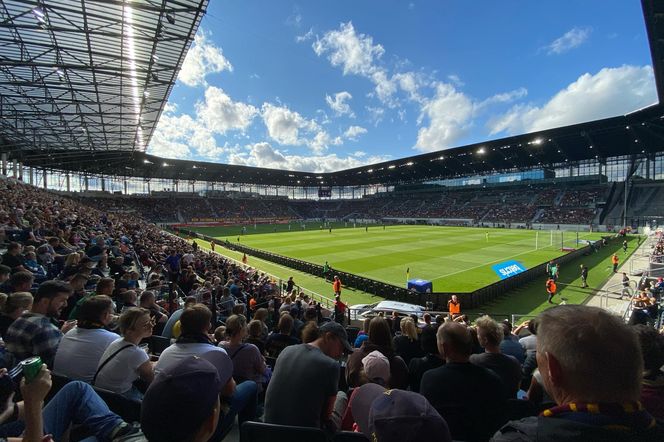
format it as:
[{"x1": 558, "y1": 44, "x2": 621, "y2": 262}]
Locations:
[{"x1": 0, "y1": 365, "x2": 139, "y2": 442}]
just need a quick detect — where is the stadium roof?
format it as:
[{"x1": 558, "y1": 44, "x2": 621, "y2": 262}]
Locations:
[
  {"x1": 2, "y1": 0, "x2": 664, "y2": 188},
  {"x1": 0, "y1": 0, "x2": 207, "y2": 153}
]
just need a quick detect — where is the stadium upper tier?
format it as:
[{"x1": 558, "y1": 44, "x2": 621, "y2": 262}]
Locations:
[{"x1": 75, "y1": 182, "x2": 612, "y2": 225}]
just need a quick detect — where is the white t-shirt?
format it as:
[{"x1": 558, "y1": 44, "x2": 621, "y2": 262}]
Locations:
[
  {"x1": 519, "y1": 334, "x2": 537, "y2": 354},
  {"x1": 53, "y1": 327, "x2": 119, "y2": 383},
  {"x1": 94, "y1": 338, "x2": 150, "y2": 394},
  {"x1": 155, "y1": 343, "x2": 227, "y2": 375}
]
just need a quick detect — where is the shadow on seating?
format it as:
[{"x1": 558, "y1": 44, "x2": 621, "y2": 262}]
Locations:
[
  {"x1": 504, "y1": 398, "x2": 538, "y2": 422},
  {"x1": 93, "y1": 386, "x2": 141, "y2": 423},
  {"x1": 333, "y1": 431, "x2": 370, "y2": 441},
  {"x1": 149, "y1": 335, "x2": 171, "y2": 356},
  {"x1": 344, "y1": 327, "x2": 360, "y2": 344},
  {"x1": 240, "y1": 421, "x2": 327, "y2": 442},
  {"x1": 265, "y1": 356, "x2": 277, "y2": 369}
]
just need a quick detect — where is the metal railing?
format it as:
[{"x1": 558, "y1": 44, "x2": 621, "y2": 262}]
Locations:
[
  {"x1": 598, "y1": 280, "x2": 637, "y2": 309},
  {"x1": 288, "y1": 284, "x2": 335, "y2": 310},
  {"x1": 622, "y1": 298, "x2": 636, "y2": 323},
  {"x1": 510, "y1": 314, "x2": 538, "y2": 327}
]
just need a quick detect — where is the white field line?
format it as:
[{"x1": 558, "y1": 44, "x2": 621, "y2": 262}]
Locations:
[{"x1": 427, "y1": 231, "x2": 594, "y2": 282}]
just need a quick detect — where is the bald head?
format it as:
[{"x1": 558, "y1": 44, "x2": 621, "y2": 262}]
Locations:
[{"x1": 436, "y1": 321, "x2": 472, "y2": 361}]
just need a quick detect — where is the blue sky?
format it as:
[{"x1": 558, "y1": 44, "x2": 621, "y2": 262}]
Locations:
[{"x1": 148, "y1": 0, "x2": 658, "y2": 172}]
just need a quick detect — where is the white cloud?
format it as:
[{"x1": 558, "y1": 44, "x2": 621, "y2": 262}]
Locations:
[
  {"x1": 366, "y1": 106, "x2": 385, "y2": 125},
  {"x1": 310, "y1": 131, "x2": 342, "y2": 153},
  {"x1": 227, "y1": 142, "x2": 390, "y2": 173},
  {"x1": 415, "y1": 82, "x2": 474, "y2": 152},
  {"x1": 178, "y1": 31, "x2": 232, "y2": 87},
  {"x1": 393, "y1": 72, "x2": 426, "y2": 103},
  {"x1": 313, "y1": 22, "x2": 384, "y2": 76},
  {"x1": 344, "y1": 125, "x2": 368, "y2": 140},
  {"x1": 149, "y1": 112, "x2": 225, "y2": 160},
  {"x1": 475, "y1": 87, "x2": 528, "y2": 110},
  {"x1": 312, "y1": 22, "x2": 427, "y2": 107},
  {"x1": 296, "y1": 28, "x2": 314, "y2": 43},
  {"x1": 545, "y1": 27, "x2": 592, "y2": 55},
  {"x1": 371, "y1": 70, "x2": 398, "y2": 105},
  {"x1": 261, "y1": 103, "x2": 338, "y2": 153},
  {"x1": 286, "y1": 5, "x2": 302, "y2": 27},
  {"x1": 261, "y1": 103, "x2": 318, "y2": 146},
  {"x1": 488, "y1": 65, "x2": 657, "y2": 135},
  {"x1": 196, "y1": 86, "x2": 258, "y2": 134},
  {"x1": 447, "y1": 74, "x2": 464, "y2": 87},
  {"x1": 325, "y1": 91, "x2": 354, "y2": 117}
]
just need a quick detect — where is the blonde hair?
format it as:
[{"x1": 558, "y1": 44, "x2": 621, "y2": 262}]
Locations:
[
  {"x1": 64, "y1": 253, "x2": 81, "y2": 267},
  {"x1": 474, "y1": 315, "x2": 503, "y2": 347},
  {"x1": 118, "y1": 307, "x2": 151, "y2": 335},
  {"x1": 225, "y1": 314, "x2": 247, "y2": 337},
  {"x1": 400, "y1": 317, "x2": 418, "y2": 341}
]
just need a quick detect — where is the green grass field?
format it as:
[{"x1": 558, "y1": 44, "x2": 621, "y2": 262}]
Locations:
[
  {"x1": 190, "y1": 224, "x2": 604, "y2": 293},
  {"x1": 183, "y1": 224, "x2": 640, "y2": 316}
]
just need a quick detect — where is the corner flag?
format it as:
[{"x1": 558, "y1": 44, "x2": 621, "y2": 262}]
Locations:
[{"x1": 406, "y1": 267, "x2": 410, "y2": 281}]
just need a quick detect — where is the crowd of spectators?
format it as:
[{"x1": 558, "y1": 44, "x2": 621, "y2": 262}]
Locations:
[
  {"x1": 535, "y1": 207, "x2": 598, "y2": 224},
  {"x1": 2, "y1": 175, "x2": 659, "y2": 441},
  {"x1": 70, "y1": 183, "x2": 608, "y2": 227},
  {"x1": 558, "y1": 186, "x2": 605, "y2": 207}
]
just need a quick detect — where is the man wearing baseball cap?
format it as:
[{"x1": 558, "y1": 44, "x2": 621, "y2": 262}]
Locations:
[
  {"x1": 264, "y1": 321, "x2": 352, "y2": 430},
  {"x1": 350, "y1": 385, "x2": 451, "y2": 442},
  {"x1": 140, "y1": 351, "x2": 234, "y2": 442}
]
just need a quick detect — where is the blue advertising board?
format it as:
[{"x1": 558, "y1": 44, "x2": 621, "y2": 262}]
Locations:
[
  {"x1": 491, "y1": 260, "x2": 527, "y2": 280},
  {"x1": 407, "y1": 279, "x2": 433, "y2": 293}
]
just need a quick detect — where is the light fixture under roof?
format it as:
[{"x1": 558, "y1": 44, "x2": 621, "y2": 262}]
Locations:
[
  {"x1": 388, "y1": 165, "x2": 395, "y2": 169},
  {"x1": 406, "y1": 162, "x2": 414, "y2": 166},
  {"x1": 32, "y1": 8, "x2": 46, "y2": 24}
]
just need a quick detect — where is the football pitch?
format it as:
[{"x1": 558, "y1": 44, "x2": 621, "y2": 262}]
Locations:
[{"x1": 189, "y1": 224, "x2": 605, "y2": 293}]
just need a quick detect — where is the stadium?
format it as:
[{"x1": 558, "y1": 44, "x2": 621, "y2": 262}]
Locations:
[{"x1": 0, "y1": 0, "x2": 664, "y2": 441}]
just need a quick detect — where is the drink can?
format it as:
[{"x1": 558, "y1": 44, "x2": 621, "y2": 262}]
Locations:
[{"x1": 21, "y1": 357, "x2": 43, "y2": 383}]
